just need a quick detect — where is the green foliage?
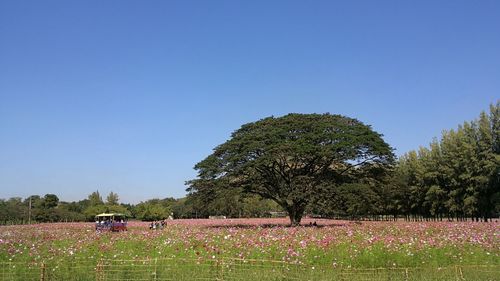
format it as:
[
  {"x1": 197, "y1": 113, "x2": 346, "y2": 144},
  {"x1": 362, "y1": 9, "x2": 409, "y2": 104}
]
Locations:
[
  {"x1": 134, "y1": 199, "x2": 173, "y2": 221},
  {"x1": 88, "y1": 191, "x2": 103, "y2": 206},
  {"x1": 83, "y1": 204, "x2": 131, "y2": 221},
  {"x1": 394, "y1": 101, "x2": 500, "y2": 221},
  {"x1": 83, "y1": 205, "x2": 108, "y2": 221},
  {"x1": 42, "y1": 194, "x2": 59, "y2": 209},
  {"x1": 171, "y1": 197, "x2": 197, "y2": 219},
  {"x1": 0, "y1": 194, "x2": 88, "y2": 224},
  {"x1": 309, "y1": 183, "x2": 382, "y2": 218},
  {"x1": 0, "y1": 197, "x2": 27, "y2": 224},
  {"x1": 189, "y1": 113, "x2": 394, "y2": 225},
  {"x1": 106, "y1": 191, "x2": 119, "y2": 205},
  {"x1": 184, "y1": 188, "x2": 282, "y2": 218}
]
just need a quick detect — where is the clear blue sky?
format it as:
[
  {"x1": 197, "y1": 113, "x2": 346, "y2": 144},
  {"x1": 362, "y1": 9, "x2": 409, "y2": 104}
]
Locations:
[{"x1": 1, "y1": 1, "x2": 499, "y2": 203}]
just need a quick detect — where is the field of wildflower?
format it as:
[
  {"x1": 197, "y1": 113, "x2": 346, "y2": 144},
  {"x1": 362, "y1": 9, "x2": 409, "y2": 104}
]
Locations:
[{"x1": 0, "y1": 218, "x2": 498, "y2": 280}]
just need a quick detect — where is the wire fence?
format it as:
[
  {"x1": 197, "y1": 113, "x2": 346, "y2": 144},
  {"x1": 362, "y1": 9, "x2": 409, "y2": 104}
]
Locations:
[{"x1": 1, "y1": 258, "x2": 498, "y2": 281}]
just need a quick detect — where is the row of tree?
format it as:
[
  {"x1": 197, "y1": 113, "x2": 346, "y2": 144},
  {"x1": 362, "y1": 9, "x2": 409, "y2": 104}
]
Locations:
[
  {"x1": 0, "y1": 190, "x2": 283, "y2": 224},
  {"x1": 389, "y1": 103, "x2": 499, "y2": 221}
]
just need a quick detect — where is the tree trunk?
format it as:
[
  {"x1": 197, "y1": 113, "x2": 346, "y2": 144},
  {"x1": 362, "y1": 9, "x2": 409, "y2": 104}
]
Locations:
[{"x1": 287, "y1": 206, "x2": 305, "y2": 226}]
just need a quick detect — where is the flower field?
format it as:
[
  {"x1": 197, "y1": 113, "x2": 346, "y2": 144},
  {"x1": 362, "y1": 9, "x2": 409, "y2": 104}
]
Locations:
[{"x1": 0, "y1": 218, "x2": 499, "y2": 280}]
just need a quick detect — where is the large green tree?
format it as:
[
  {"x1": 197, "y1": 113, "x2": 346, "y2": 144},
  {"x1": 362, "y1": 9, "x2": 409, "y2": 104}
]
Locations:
[{"x1": 189, "y1": 113, "x2": 394, "y2": 225}]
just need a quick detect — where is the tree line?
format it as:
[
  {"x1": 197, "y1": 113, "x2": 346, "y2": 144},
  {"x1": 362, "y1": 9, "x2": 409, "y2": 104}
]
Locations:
[
  {"x1": 388, "y1": 102, "x2": 499, "y2": 221},
  {"x1": 307, "y1": 102, "x2": 499, "y2": 222},
  {"x1": 0, "y1": 190, "x2": 282, "y2": 225}
]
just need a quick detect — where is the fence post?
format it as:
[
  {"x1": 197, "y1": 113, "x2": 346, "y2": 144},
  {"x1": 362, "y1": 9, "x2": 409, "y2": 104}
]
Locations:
[
  {"x1": 96, "y1": 259, "x2": 103, "y2": 281},
  {"x1": 154, "y1": 258, "x2": 157, "y2": 281},
  {"x1": 95, "y1": 260, "x2": 99, "y2": 281},
  {"x1": 220, "y1": 259, "x2": 224, "y2": 281},
  {"x1": 338, "y1": 267, "x2": 346, "y2": 281},
  {"x1": 280, "y1": 263, "x2": 285, "y2": 280},
  {"x1": 214, "y1": 258, "x2": 224, "y2": 281},
  {"x1": 39, "y1": 263, "x2": 46, "y2": 281},
  {"x1": 458, "y1": 266, "x2": 465, "y2": 281}
]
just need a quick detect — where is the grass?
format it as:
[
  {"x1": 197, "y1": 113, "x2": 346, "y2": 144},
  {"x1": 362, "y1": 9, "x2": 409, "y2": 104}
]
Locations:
[{"x1": 0, "y1": 219, "x2": 498, "y2": 280}]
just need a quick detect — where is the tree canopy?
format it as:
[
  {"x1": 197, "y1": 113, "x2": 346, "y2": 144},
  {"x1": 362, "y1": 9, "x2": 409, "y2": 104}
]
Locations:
[{"x1": 188, "y1": 113, "x2": 394, "y2": 225}]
